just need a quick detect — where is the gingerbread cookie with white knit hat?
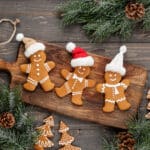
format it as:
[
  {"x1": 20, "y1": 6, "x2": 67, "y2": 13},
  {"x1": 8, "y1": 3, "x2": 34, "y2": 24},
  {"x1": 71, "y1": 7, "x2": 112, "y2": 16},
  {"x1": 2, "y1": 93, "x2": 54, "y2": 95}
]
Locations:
[
  {"x1": 96, "y1": 45, "x2": 131, "y2": 112},
  {"x1": 55, "y1": 42, "x2": 96, "y2": 106},
  {"x1": 16, "y1": 33, "x2": 55, "y2": 92}
]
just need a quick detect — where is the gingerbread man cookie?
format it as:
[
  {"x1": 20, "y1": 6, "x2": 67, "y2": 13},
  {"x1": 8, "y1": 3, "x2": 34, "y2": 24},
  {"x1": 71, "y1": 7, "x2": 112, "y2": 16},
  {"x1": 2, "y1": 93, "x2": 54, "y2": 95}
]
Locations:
[
  {"x1": 16, "y1": 33, "x2": 55, "y2": 92},
  {"x1": 96, "y1": 46, "x2": 131, "y2": 112},
  {"x1": 55, "y1": 42, "x2": 95, "y2": 106}
]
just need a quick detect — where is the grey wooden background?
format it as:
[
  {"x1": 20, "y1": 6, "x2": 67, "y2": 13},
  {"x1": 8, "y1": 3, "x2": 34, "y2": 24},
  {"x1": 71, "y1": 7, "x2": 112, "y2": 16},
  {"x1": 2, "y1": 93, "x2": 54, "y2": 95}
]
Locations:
[{"x1": 0, "y1": 0, "x2": 149, "y2": 149}]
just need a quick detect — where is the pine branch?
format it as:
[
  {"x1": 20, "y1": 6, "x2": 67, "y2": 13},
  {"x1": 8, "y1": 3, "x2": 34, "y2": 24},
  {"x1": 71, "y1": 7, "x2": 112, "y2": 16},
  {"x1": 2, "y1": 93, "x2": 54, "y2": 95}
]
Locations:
[
  {"x1": 58, "y1": 0, "x2": 150, "y2": 42},
  {"x1": 0, "y1": 84, "x2": 10, "y2": 112},
  {"x1": 138, "y1": 0, "x2": 150, "y2": 6},
  {"x1": 90, "y1": 20, "x2": 115, "y2": 41},
  {"x1": 143, "y1": 7, "x2": 150, "y2": 30},
  {"x1": 128, "y1": 118, "x2": 150, "y2": 150},
  {"x1": 118, "y1": 17, "x2": 134, "y2": 39},
  {"x1": 102, "y1": 137, "x2": 118, "y2": 150},
  {"x1": 0, "y1": 128, "x2": 24, "y2": 150},
  {"x1": 0, "y1": 84, "x2": 38, "y2": 150},
  {"x1": 58, "y1": 0, "x2": 96, "y2": 26},
  {"x1": 103, "y1": 118, "x2": 150, "y2": 150}
]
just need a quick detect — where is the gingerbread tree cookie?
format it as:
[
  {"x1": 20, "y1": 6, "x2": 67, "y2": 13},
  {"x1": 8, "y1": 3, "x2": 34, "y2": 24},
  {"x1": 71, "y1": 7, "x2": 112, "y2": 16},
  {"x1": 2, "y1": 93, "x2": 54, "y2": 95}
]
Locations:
[
  {"x1": 16, "y1": 33, "x2": 55, "y2": 92},
  {"x1": 96, "y1": 45, "x2": 131, "y2": 112},
  {"x1": 55, "y1": 42, "x2": 96, "y2": 105},
  {"x1": 58, "y1": 121, "x2": 81, "y2": 150},
  {"x1": 36, "y1": 124, "x2": 54, "y2": 138},
  {"x1": 34, "y1": 136, "x2": 54, "y2": 150},
  {"x1": 43, "y1": 115, "x2": 54, "y2": 127},
  {"x1": 34, "y1": 116, "x2": 54, "y2": 150}
]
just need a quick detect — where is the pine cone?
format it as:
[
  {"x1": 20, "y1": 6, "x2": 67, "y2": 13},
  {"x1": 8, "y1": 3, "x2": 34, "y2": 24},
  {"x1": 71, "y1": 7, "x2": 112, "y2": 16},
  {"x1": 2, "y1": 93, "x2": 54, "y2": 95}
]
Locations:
[
  {"x1": 0, "y1": 112, "x2": 15, "y2": 128},
  {"x1": 125, "y1": 2, "x2": 145, "y2": 20},
  {"x1": 117, "y1": 132, "x2": 135, "y2": 150}
]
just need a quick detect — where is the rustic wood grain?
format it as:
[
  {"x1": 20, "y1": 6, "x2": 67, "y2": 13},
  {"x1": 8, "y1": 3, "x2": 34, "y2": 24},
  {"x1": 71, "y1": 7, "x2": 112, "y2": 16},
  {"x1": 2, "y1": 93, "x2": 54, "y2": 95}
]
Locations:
[
  {"x1": 0, "y1": 43, "x2": 147, "y2": 129},
  {"x1": 1, "y1": 42, "x2": 150, "y2": 70},
  {"x1": 28, "y1": 107, "x2": 107, "y2": 150},
  {"x1": 0, "y1": 0, "x2": 150, "y2": 43},
  {"x1": 0, "y1": 0, "x2": 149, "y2": 149}
]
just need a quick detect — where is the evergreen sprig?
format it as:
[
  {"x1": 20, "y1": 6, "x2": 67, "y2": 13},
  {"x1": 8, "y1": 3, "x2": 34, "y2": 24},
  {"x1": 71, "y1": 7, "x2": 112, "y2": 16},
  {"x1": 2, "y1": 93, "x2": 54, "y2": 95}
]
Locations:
[
  {"x1": 103, "y1": 118, "x2": 150, "y2": 150},
  {"x1": 0, "y1": 84, "x2": 38, "y2": 150},
  {"x1": 128, "y1": 118, "x2": 150, "y2": 150},
  {"x1": 58, "y1": 0, "x2": 150, "y2": 42}
]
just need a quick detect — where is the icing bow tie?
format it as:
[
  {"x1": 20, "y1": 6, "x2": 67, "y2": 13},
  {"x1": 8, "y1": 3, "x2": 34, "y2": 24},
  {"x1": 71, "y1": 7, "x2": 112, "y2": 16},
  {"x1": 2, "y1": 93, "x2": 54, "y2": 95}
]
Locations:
[{"x1": 73, "y1": 74, "x2": 83, "y2": 82}]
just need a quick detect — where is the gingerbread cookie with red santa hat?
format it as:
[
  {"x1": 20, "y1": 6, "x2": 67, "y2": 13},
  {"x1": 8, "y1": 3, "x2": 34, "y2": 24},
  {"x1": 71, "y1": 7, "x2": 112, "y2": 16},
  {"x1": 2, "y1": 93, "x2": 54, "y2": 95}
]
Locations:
[
  {"x1": 55, "y1": 42, "x2": 96, "y2": 106},
  {"x1": 96, "y1": 45, "x2": 131, "y2": 112}
]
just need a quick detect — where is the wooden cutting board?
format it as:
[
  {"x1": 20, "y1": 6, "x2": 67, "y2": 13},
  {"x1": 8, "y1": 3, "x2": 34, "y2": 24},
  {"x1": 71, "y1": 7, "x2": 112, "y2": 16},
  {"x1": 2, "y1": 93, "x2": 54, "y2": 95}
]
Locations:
[{"x1": 0, "y1": 43, "x2": 147, "y2": 129}]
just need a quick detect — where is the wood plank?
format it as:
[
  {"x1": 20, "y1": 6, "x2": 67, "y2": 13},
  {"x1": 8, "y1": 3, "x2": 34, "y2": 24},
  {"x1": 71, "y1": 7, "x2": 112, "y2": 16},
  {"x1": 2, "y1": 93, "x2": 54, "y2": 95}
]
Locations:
[
  {"x1": 28, "y1": 107, "x2": 108, "y2": 150},
  {"x1": 0, "y1": 44, "x2": 18, "y2": 62},
  {"x1": 0, "y1": 0, "x2": 88, "y2": 43},
  {"x1": 1, "y1": 42, "x2": 150, "y2": 69},
  {"x1": 29, "y1": 106, "x2": 100, "y2": 129},
  {"x1": 0, "y1": 43, "x2": 146, "y2": 129},
  {"x1": 28, "y1": 109, "x2": 108, "y2": 150},
  {"x1": 0, "y1": 0, "x2": 148, "y2": 149},
  {"x1": 50, "y1": 128, "x2": 103, "y2": 150},
  {"x1": 59, "y1": 42, "x2": 150, "y2": 70},
  {"x1": 0, "y1": 0, "x2": 150, "y2": 43}
]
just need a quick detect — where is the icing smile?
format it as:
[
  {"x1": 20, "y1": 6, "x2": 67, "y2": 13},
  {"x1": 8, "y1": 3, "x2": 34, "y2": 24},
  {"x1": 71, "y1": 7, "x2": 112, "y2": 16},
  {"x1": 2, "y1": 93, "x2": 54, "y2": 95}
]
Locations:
[
  {"x1": 110, "y1": 78, "x2": 116, "y2": 81},
  {"x1": 78, "y1": 70, "x2": 84, "y2": 74},
  {"x1": 34, "y1": 58, "x2": 42, "y2": 62},
  {"x1": 78, "y1": 67, "x2": 86, "y2": 75}
]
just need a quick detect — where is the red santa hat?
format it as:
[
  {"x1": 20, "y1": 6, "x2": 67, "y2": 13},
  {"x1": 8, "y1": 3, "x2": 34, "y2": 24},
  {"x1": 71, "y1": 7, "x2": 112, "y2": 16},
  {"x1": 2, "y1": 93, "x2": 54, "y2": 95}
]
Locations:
[
  {"x1": 66, "y1": 42, "x2": 94, "y2": 67},
  {"x1": 16, "y1": 33, "x2": 45, "y2": 58}
]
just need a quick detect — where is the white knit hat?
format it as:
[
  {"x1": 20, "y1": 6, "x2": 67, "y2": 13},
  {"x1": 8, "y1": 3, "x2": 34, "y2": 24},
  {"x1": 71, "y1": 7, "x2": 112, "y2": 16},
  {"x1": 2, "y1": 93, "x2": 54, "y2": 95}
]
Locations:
[
  {"x1": 66, "y1": 42, "x2": 94, "y2": 67},
  {"x1": 105, "y1": 45, "x2": 127, "y2": 76},
  {"x1": 16, "y1": 33, "x2": 45, "y2": 58}
]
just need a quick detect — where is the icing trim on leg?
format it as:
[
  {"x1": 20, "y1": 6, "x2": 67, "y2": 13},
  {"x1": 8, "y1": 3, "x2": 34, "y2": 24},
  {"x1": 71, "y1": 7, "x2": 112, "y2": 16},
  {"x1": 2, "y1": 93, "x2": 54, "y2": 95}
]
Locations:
[
  {"x1": 116, "y1": 97, "x2": 126, "y2": 103},
  {"x1": 72, "y1": 91, "x2": 82, "y2": 95},
  {"x1": 40, "y1": 76, "x2": 49, "y2": 84},
  {"x1": 105, "y1": 99, "x2": 115, "y2": 104},
  {"x1": 27, "y1": 77, "x2": 38, "y2": 86}
]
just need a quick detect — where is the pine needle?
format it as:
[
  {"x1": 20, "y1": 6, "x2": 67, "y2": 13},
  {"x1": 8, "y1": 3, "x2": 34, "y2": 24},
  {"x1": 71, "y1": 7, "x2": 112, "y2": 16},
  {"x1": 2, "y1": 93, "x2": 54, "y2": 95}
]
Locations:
[
  {"x1": 0, "y1": 84, "x2": 38, "y2": 150},
  {"x1": 103, "y1": 118, "x2": 150, "y2": 150},
  {"x1": 58, "y1": 0, "x2": 150, "y2": 42}
]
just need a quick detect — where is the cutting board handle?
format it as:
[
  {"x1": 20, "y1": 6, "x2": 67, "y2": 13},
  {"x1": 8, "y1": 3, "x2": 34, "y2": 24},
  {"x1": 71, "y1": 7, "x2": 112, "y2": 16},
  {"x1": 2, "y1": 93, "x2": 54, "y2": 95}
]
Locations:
[{"x1": 0, "y1": 59, "x2": 12, "y2": 72}]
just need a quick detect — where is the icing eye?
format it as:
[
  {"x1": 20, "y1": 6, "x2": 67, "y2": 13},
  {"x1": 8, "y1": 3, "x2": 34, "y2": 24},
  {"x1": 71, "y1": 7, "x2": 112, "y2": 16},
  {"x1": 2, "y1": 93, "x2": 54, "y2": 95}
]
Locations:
[
  {"x1": 33, "y1": 55, "x2": 36, "y2": 58},
  {"x1": 83, "y1": 68, "x2": 85, "y2": 71},
  {"x1": 114, "y1": 74, "x2": 117, "y2": 77},
  {"x1": 38, "y1": 54, "x2": 41, "y2": 57}
]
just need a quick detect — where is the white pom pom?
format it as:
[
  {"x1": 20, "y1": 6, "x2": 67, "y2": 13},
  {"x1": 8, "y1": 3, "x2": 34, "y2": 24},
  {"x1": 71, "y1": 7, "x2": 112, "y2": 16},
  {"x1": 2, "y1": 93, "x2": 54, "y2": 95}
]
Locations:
[
  {"x1": 119, "y1": 45, "x2": 127, "y2": 54},
  {"x1": 66, "y1": 42, "x2": 76, "y2": 52},
  {"x1": 16, "y1": 33, "x2": 24, "y2": 41}
]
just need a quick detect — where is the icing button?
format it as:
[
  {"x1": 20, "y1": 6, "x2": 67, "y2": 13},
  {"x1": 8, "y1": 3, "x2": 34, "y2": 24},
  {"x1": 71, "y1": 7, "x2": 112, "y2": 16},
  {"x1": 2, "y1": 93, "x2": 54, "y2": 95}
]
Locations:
[
  {"x1": 37, "y1": 73, "x2": 40, "y2": 76},
  {"x1": 36, "y1": 64, "x2": 39, "y2": 67}
]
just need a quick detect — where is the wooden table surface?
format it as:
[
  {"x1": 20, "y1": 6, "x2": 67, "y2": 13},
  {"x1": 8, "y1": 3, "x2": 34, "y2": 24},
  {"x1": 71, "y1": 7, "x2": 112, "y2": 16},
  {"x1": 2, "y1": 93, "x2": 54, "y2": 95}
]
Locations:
[{"x1": 0, "y1": 0, "x2": 149, "y2": 149}]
